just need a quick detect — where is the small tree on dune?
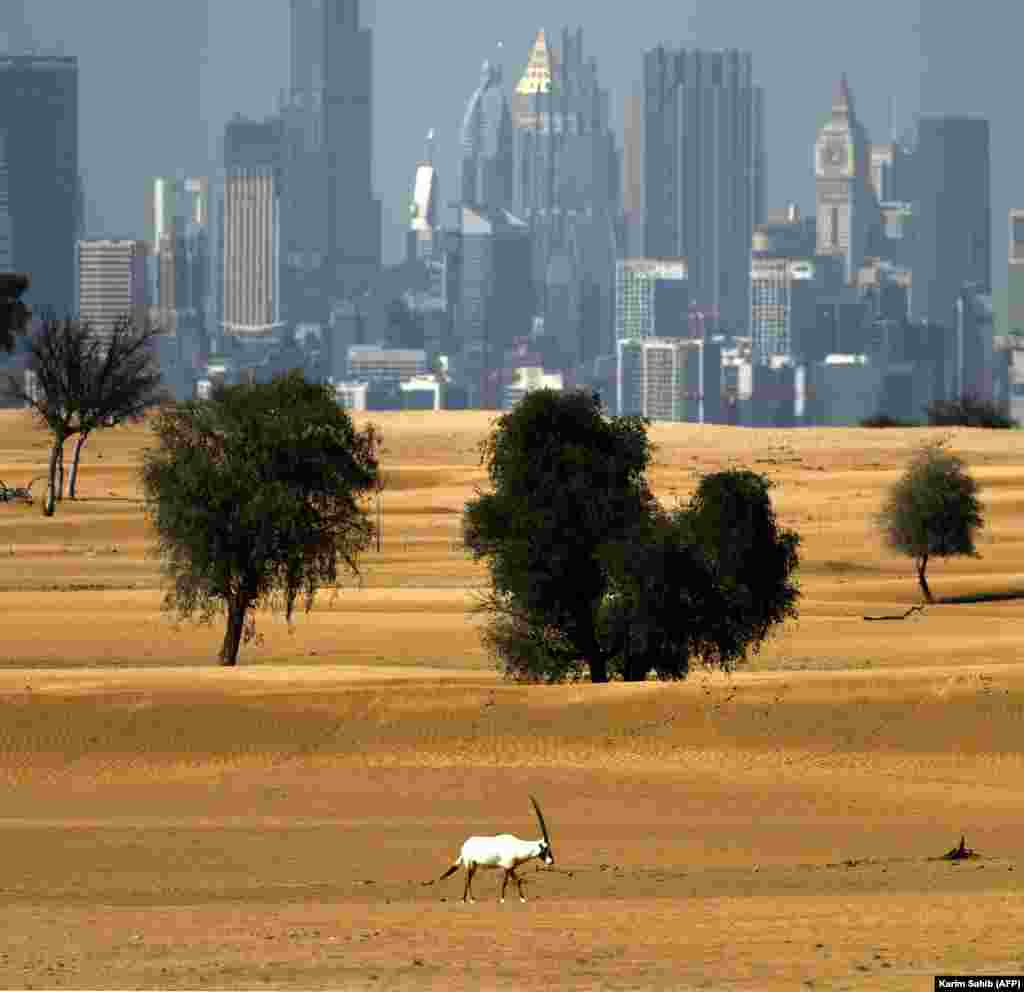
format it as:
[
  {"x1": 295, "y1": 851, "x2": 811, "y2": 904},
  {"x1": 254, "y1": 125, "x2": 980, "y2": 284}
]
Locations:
[
  {"x1": 141, "y1": 371, "x2": 380, "y2": 665},
  {"x1": 878, "y1": 440, "x2": 984, "y2": 603},
  {"x1": 66, "y1": 315, "x2": 166, "y2": 499}
]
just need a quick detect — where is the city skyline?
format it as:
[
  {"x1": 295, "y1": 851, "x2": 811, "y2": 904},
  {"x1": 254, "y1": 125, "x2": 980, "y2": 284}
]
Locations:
[{"x1": 7, "y1": 0, "x2": 1021, "y2": 315}]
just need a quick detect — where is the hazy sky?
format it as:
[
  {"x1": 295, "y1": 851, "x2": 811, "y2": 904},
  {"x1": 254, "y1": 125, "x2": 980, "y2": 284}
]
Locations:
[{"x1": 7, "y1": 1, "x2": 1021, "y2": 307}]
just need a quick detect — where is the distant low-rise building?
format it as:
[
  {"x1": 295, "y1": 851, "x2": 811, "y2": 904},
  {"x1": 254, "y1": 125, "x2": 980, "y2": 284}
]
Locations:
[
  {"x1": 346, "y1": 344, "x2": 427, "y2": 384},
  {"x1": 617, "y1": 335, "x2": 720, "y2": 423}
]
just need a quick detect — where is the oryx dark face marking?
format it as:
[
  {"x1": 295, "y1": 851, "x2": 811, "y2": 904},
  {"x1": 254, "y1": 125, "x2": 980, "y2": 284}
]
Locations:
[{"x1": 540, "y1": 840, "x2": 554, "y2": 866}]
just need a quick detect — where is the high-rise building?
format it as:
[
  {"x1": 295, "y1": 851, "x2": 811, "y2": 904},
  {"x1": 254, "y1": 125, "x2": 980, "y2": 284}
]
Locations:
[
  {"x1": 750, "y1": 258, "x2": 821, "y2": 364},
  {"x1": 622, "y1": 84, "x2": 644, "y2": 258},
  {"x1": 1009, "y1": 209, "x2": 1024, "y2": 337},
  {"x1": 77, "y1": 239, "x2": 148, "y2": 338},
  {"x1": 508, "y1": 29, "x2": 619, "y2": 368},
  {"x1": 146, "y1": 176, "x2": 209, "y2": 337},
  {"x1": 285, "y1": 0, "x2": 381, "y2": 318},
  {"x1": 459, "y1": 59, "x2": 515, "y2": 210},
  {"x1": 0, "y1": 130, "x2": 11, "y2": 271},
  {"x1": 814, "y1": 75, "x2": 879, "y2": 285},
  {"x1": 643, "y1": 47, "x2": 764, "y2": 336},
  {"x1": 449, "y1": 204, "x2": 533, "y2": 408},
  {"x1": 911, "y1": 116, "x2": 991, "y2": 327},
  {"x1": 615, "y1": 259, "x2": 689, "y2": 342},
  {"x1": 220, "y1": 115, "x2": 284, "y2": 341},
  {"x1": 0, "y1": 55, "x2": 78, "y2": 317},
  {"x1": 617, "y1": 335, "x2": 721, "y2": 423}
]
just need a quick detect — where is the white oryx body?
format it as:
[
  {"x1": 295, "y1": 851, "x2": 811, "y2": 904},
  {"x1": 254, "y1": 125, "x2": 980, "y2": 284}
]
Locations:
[{"x1": 425, "y1": 796, "x2": 555, "y2": 903}]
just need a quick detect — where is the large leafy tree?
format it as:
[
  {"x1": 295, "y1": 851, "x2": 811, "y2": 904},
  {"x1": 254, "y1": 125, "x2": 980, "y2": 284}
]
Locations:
[
  {"x1": 687, "y1": 469, "x2": 802, "y2": 655},
  {"x1": 878, "y1": 440, "x2": 984, "y2": 602},
  {"x1": 600, "y1": 472, "x2": 800, "y2": 682},
  {"x1": 141, "y1": 371, "x2": 379, "y2": 665},
  {"x1": 464, "y1": 389, "x2": 655, "y2": 683}
]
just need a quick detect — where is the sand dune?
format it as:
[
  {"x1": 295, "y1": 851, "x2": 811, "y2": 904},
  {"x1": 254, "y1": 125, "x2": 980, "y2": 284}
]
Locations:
[{"x1": 2, "y1": 409, "x2": 1024, "y2": 988}]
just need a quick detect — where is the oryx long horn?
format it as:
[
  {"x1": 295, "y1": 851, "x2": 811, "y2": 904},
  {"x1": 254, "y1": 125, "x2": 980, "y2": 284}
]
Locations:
[{"x1": 530, "y1": 795, "x2": 550, "y2": 845}]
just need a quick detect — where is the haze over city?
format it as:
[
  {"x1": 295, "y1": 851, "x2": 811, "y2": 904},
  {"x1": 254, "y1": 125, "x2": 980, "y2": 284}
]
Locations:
[{"x1": 6, "y1": 0, "x2": 1019, "y2": 297}]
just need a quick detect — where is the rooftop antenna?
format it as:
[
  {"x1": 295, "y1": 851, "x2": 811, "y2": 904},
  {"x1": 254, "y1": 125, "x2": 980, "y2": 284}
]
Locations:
[
  {"x1": 424, "y1": 128, "x2": 436, "y2": 166},
  {"x1": 888, "y1": 94, "x2": 895, "y2": 143}
]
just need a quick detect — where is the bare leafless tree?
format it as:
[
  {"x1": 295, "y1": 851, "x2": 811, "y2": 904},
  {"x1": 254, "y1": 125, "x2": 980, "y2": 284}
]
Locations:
[
  {"x1": 3, "y1": 315, "x2": 166, "y2": 514},
  {"x1": 66, "y1": 315, "x2": 167, "y2": 498}
]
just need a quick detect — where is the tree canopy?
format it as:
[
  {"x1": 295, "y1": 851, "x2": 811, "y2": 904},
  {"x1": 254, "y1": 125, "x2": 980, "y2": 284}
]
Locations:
[
  {"x1": 464, "y1": 389, "x2": 801, "y2": 683},
  {"x1": 464, "y1": 389, "x2": 655, "y2": 683},
  {"x1": 141, "y1": 371, "x2": 380, "y2": 665},
  {"x1": 878, "y1": 440, "x2": 984, "y2": 602}
]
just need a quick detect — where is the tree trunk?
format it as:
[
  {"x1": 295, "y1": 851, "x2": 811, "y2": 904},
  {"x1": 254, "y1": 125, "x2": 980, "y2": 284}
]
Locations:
[
  {"x1": 68, "y1": 432, "x2": 88, "y2": 499},
  {"x1": 56, "y1": 444, "x2": 65, "y2": 501},
  {"x1": 43, "y1": 440, "x2": 61, "y2": 517},
  {"x1": 916, "y1": 554, "x2": 933, "y2": 603},
  {"x1": 219, "y1": 594, "x2": 249, "y2": 666}
]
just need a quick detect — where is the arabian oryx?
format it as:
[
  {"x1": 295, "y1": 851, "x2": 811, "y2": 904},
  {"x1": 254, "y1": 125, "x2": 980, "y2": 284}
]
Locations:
[{"x1": 424, "y1": 795, "x2": 555, "y2": 904}]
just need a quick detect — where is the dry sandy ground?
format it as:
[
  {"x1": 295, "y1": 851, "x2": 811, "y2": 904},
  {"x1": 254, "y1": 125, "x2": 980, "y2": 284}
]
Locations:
[{"x1": 1, "y1": 409, "x2": 1024, "y2": 989}]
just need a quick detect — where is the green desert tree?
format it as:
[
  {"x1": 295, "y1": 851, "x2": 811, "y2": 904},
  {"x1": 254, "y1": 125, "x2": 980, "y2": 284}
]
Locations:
[
  {"x1": 878, "y1": 441, "x2": 984, "y2": 603},
  {"x1": 599, "y1": 471, "x2": 800, "y2": 682},
  {"x1": 686, "y1": 469, "x2": 802, "y2": 653},
  {"x1": 464, "y1": 388, "x2": 656, "y2": 683},
  {"x1": 141, "y1": 371, "x2": 380, "y2": 665}
]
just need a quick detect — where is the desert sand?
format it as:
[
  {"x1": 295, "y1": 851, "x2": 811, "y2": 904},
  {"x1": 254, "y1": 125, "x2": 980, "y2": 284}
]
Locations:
[{"x1": 1, "y1": 407, "x2": 1023, "y2": 990}]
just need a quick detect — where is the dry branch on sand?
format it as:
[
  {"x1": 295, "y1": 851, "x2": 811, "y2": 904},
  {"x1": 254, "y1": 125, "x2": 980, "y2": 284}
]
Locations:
[{"x1": 863, "y1": 605, "x2": 926, "y2": 622}]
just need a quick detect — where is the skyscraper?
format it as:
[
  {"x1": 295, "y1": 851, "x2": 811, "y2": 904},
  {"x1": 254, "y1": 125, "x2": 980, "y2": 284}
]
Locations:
[
  {"x1": 285, "y1": 0, "x2": 381, "y2": 321},
  {"x1": 77, "y1": 239, "x2": 148, "y2": 338},
  {"x1": 0, "y1": 55, "x2": 78, "y2": 317},
  {"x1": 220, "y1": 115, "x2": 284, "y2": 339},
  {"x1": 508, "y1": 28, "x2": 619, "y2": 368},
  {"x1": 814, "y1": 75, "x2": 879, "y2": 284},
  {"x1": 911, "y1": 116, "x2": 991, "y2": 327},
  {"x1": 1009, "y1": 209, "x2": 1024, "y2": 337},
  {"x1": 459, "y1": 59, "x2": 514, "y2": 210},
  {"x1": 146, "y1": 176, "x2": 210, "y2": 338},
  {"x1": 642, "y1": 47, "x2": 764, "y2": 336}
]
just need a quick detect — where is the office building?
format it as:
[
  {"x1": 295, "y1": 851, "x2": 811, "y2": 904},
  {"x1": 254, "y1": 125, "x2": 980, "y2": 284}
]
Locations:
[
  {"x1": 146, "y1": 176, "x2": 209, "y2": 338},
  {"x1": 220, "y1": 115, "x2": 284, "y2": 341},
  {"x1": 814, "y1": 75, "x2": 879, "y2": 284},
  {"x1": 459, "y1": 58, "x2": 514, "y2": 209},
  {"x1": 503, "y1": 366, "x2": 563, "y2": 410},
  {"x1": 285, "y1": 0, "x2": 381, "y2": 315},
  {"x1": 643, "y1": 47, "x2": 764, "y2": 335},
  {"x1": 750, "y1": 257, "x2": 820, "y2": 364},
  {"x1": 449, "y1": 204, "x2": 533, "y2": 408},
  {"x1": 1008, "y1": 209, "x2": 1024, "y2": 337},
  {"x1": 953, "y1": 284, "x2": 994, "y2": 401},
  {"x1": 509, "y1": 29, "x2": 620, "y2": 368},
  {"x1": 615, "y1": 258, "x2": 689, "y2": 342},
  {"x1": 617, "y1": 335, "x2": 721, "y2": 423},
  {"x1": 346, "y1": 344, "x2": 427, "y2": 384},
  {"x1": 911, "y1": 116, "x2": 991, "y2": 326},
  {"x1": 0, "y1": 55, "x2": 78, "y2": 317},
  {"x1": 77, "y1": 239, "x2": 148, "y2": 338}
]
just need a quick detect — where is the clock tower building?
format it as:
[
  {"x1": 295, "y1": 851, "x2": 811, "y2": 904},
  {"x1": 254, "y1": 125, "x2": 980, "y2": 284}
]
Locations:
[{"x1": 815, "y1": 75, "x2": 878, "y2": 284}]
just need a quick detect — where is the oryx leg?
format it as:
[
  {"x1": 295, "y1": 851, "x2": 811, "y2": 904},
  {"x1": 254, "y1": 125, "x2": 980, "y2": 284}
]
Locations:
[
  {"x1": 462, "y1": 863, "x2": 477, "y2": 903},
  {"x1": 500, "y1": 869, "x2": 511, "y2": 903},
  {"x1": 512, "y1": 868, "x2": 527, "y2": 903}
]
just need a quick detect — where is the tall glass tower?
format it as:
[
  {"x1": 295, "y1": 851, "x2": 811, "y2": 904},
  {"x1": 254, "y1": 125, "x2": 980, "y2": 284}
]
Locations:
[
  {"x1": 642, "y1": 47, "x2": 764, "y2": 337},
  {"x1": 285, "y1": 0, "x2": 381, "y2": 322},
  {"x1": 0, "y1": 56, "x2": 78, "y2": 318}
]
